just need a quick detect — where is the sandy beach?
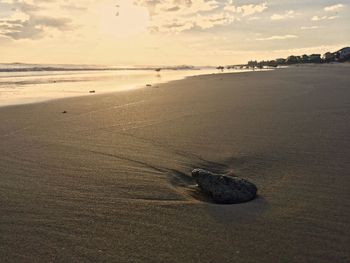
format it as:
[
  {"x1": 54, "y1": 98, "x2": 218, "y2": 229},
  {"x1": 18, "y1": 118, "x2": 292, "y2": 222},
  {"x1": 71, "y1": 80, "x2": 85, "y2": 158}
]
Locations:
[{"x1": 0, "y1": 65, "x2": 349, "y2": 262}]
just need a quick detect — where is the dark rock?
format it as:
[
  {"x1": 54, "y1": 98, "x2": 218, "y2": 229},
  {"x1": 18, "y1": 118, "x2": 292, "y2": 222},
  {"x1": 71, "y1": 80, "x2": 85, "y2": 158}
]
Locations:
[
  {"x1": 191, "y1": 169, "x2": 257, "y2": 204},
  {"x1": 62, "y1": 111, "x2": 67, "y2": 114}
]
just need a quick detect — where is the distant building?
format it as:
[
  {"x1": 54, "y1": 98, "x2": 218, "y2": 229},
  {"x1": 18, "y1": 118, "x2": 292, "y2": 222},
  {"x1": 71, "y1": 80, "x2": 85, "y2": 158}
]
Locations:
[
  {"x1": 276, "y1": 58, "x2": 286, "y2": 65},
  {"x1": 302, "y1": 54, "x2": 309, "y2": 63},
  {"x1": 244, "y1": 46, "x2": 350, "y2": 68},
  {"x1": 247, "y1": 60, "x2": 258, "y2": 67},
  {"x1": 267, "y1": 60, "x2": 278, "y2": 67},
  {"x1": 335, "y1": 47, "x2": 350, "y2": 61},
  {"x1": 323, "y1": 52, "x2": 335, "y2": 62},
  {"x1": 286, "y1": 55, "x2": 298, "y2": 64},
  {"x1": 309, "y1": 54, "x2": 321, "y2": 63}
]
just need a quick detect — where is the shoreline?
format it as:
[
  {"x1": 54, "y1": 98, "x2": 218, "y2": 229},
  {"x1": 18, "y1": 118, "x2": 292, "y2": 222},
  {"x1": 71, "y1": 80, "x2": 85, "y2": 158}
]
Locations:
[
  {"x1": 3, "y1": 62, "x2": 349, "y2": 109},
  {"x1": 0, "y1": 69, "x2": 271, "y2": 109},
  {"x1": 0, "y1": 65, "x2": 349, "y2": 262}
]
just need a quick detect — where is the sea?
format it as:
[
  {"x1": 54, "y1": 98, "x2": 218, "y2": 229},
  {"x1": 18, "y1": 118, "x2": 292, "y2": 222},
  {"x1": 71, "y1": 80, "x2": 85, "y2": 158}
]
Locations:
[{"x1": 0, "y1": 63, "x2": 254, "y2": 107}]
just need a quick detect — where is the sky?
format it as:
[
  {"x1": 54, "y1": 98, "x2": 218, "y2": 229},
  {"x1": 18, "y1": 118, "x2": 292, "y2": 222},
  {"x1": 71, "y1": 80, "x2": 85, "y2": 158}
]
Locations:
[{"x1": 0, "y1": 0, "x2": 349, "y2": 66}]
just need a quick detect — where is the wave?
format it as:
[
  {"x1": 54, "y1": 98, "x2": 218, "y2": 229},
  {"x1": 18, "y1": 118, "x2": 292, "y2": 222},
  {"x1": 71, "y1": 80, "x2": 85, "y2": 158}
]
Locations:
[{"x1": 0, "y1": 63, "x2": 197, "y2": 73}]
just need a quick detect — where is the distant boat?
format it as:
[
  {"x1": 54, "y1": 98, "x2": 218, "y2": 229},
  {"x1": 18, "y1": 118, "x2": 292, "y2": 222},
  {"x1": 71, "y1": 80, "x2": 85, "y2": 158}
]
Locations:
[{"x1": 155, "y1": 68, "x2": 161, "y2": 72}]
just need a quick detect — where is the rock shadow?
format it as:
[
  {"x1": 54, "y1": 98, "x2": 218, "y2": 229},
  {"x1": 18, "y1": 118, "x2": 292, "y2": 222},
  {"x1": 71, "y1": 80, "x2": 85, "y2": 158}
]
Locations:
[{"x1": 205, "y1": 195, "x2": 270, "y2": 223}]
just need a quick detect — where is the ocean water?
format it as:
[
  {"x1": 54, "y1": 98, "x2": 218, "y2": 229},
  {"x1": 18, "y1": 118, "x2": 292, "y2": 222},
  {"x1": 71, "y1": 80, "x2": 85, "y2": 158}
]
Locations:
[{"x1": 0, "y1": 64, "x2": 254, "y2": 107}]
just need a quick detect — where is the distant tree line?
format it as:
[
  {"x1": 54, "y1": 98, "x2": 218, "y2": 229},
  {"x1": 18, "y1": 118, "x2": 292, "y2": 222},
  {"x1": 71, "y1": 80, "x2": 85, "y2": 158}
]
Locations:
[
  {"x1": 246, "y1": 46, "x2": 350, "y2": 68},
  {"x1": 217, "y1": 46, "x2": 350, "y2": 70}
]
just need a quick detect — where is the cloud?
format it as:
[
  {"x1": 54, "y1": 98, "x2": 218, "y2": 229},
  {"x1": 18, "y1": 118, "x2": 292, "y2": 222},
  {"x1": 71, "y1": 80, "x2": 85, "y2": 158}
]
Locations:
[
  {"x1": 324, "y1": 4, "x2": 344, "y2": 12},
  {"x1": 311, "y1": 15, "x2": 338, "y2": 21},
  {"x1": 0, "y1": 0, "x2": 268, "y2": 36},
  {"x1": 0, "y1": 0, "x2": 76, "y2": 40},
  {"x1": 256, "y1": 34, "x2": 298, "y2": 41},
  {"x1": 0, "y1": 16, "x2": 72, "y2": 40},
  {"x1": 310, "y1": 3, "x2": 345, "y2": 22},
  {"x1": 135, "y1": 0, "x2": 222, "y2": 32},
  {"x1": 270, "y1": 10, "x2": 295, "y2": 20},
  {"x1": 136, "y1": 0, "x2": 268, "y2": 33},
  {"x1": 300, "y1": 25, "x2": 319, "y2": 30},
  {"x1": 60, "y1": 3, "x2": 87, "y2": 11},
  {"x1": 135, "y1": 0, "x2": 219, "y2": 16},
  {"x1": 224, "y1": 2, "x2": 267, "y2": 17},
  {"x1": 309, "y1": 3, "x2": 345, "y2": 23},
  {"x1": 149, "y1": 13, "x2": 234, "y2": 33}
]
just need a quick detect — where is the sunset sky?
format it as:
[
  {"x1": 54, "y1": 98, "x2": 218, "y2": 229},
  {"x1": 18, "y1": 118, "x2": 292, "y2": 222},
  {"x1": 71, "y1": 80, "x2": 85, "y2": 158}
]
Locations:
[{"x1": 0, "y1": 0, "x2": 349, "y2": 66}]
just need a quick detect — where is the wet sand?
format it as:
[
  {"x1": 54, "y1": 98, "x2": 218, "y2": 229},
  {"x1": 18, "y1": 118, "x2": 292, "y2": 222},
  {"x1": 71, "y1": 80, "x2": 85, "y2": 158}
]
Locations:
[{"x1": 0, "y1": 65, "x2": 349, "y2": 262}]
